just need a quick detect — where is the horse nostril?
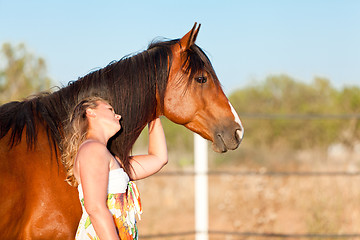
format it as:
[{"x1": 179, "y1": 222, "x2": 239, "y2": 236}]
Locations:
[{"x1": 236, "y1": 129, "x2": 244, "y2": 142}]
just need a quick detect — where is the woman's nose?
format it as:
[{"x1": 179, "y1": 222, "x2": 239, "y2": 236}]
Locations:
[{"x1": 115, "y1": 114, "x2": 121, "y2": 120}]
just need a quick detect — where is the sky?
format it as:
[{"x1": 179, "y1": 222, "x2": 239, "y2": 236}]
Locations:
[{"x1": 0, "y1": 0, "x2": 359, "y2": 94}]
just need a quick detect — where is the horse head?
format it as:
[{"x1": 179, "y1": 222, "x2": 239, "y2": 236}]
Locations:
[{"x1": 158, "y1": 23, "x2": 244, "y2": 153}]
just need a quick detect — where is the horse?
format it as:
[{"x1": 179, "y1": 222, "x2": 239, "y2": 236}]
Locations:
[{"x1": 0, "y1": 23, "x2": 244, "y2": 239}]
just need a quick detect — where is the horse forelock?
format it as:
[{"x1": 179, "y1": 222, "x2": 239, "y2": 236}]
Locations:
[
  {"x1": 184, "y1": 44, "x2": 221, "y2": 87},
  {"x1": 148, "y1": 39, "x2": 221, "y2": 94}
]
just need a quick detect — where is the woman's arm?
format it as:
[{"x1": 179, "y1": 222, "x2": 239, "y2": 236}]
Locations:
[
  {"x1": 129, "y1": 117, "x2": 168, "y2": 180},
  {"x1": 77, "y1": 142, "x2": 119, "y2": 240}
]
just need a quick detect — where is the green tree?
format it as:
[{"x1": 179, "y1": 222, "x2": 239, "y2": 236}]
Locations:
[
  {"x1": 335, "y1": 86, "x2": 360, "y2": 146},
  {"x1": 0, "y1": 43, "x2": 52, "y2": 104},
  {"x1": 229, "y1": 75, "x2": 359, "y2": 149}
]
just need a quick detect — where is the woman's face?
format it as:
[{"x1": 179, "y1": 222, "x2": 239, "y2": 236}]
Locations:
[{"x1": 91, "y1": 101, "x2": 121, "y2": 134}]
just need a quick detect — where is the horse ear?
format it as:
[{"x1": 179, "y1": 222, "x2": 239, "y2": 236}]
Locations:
[{"x1": 179, "y1": 22, "x2": 201, "y2": 51}]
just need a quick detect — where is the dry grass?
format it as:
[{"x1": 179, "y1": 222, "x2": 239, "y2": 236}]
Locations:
[{"x1": 134, "y1": 146, "x2": 360, "y2": 240}]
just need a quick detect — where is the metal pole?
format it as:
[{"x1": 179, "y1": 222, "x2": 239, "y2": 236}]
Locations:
[{"x1": 194, "y1": 133, "x2": 208, "y2": 240}]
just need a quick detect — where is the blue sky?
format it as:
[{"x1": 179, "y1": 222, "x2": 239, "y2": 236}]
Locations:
[{"x1": 1, "y1": 0, "x2": 359, "y2": 94}]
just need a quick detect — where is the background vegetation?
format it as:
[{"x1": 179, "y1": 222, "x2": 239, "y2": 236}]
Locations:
[
  {"x1": 230, "y1": 75, "x2": 360, "y2": 149},
  {"x1": 0, "y1": 42, "x2": 52, "y2": 104}
]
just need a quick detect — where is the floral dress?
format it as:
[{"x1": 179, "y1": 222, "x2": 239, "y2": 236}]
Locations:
[{"x1": 75, "y1": 168, "x2": 142, "y2": 240}]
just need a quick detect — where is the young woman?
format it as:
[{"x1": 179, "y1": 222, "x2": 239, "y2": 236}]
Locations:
[{"x1": 61, "y1": 96, "x2": 168, "y2": 240}]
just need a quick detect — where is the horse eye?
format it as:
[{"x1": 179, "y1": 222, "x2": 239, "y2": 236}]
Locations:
[{"x1": 195, "y1": 76, "x2": 207, "y2": 83}]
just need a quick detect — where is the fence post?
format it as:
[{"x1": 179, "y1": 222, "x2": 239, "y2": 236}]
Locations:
[{"x1": 194, "y1": 133, "x2": 208, "y2": 240}]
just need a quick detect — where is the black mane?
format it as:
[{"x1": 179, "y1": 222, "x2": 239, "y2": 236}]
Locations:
[{"x1": 0, "y1": 38, "x2": 219, "y2": 175}]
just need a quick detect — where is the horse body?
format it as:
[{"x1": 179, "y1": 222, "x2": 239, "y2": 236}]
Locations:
[
  {"x1": 0, "y1": 23, "x2": 243, "y2": 239},
  {"x1": 0, "y1": 124, "x2": 81, "y2": 239}
]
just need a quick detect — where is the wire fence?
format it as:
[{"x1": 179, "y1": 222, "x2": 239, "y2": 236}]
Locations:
[
  {"x1": 140, "y1": 169, "x2": 360, "y2": 239},
  {"x1": 141, "y1": 230, "x2": 360, "y2": 239},
  {"x1": 141, "y1": 113, "x2": 360, "y2": 239},
  {"x1": 239, "y1": 113, "x2": 360, "y2": 120},
  {"x1": 155, "y1": 170, "x2": 360, "y2": 177}
]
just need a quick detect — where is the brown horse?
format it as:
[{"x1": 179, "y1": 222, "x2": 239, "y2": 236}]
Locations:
[{"x1": 0, "y1": 23, "x2": 243, "y2": 239}]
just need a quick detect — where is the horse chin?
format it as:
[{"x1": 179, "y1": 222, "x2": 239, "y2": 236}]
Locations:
[{"x1": 211, "y1": 141, "x2": 228, "y2": 153}]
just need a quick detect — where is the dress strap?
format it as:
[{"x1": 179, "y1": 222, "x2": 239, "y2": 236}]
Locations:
[{"x1": 127, "y1": 181, "x2": 142, "y2": 220}]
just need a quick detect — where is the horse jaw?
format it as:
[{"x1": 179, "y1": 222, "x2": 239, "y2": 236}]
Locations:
[
  {"x1": 194, "y1": 101, "x2": 244, "y2": 153},
  {"x1": 185, "y1": 122, "x2": 243, "y2": 154}
]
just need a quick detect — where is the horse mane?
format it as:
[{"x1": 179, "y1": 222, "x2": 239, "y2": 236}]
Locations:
[{"x1": 0, "y1": 37, "x2": 219, "y2": 176}]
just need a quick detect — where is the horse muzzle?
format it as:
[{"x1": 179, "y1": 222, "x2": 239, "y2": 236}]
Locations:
[{"x1": 211, "y1": 123, "x2": 244, "y2": 153}]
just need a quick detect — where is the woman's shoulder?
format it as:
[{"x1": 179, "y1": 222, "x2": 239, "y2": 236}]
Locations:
[{"x1": 77, "y1": 140, "x2": 110, "y2": 159}]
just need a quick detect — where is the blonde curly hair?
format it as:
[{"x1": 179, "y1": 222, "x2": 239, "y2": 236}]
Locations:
[{"x1": 60, "y1": 96, "x2": 109, "y2": 187}]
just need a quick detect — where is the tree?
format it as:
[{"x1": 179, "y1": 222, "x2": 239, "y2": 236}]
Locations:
[
  {"x1": 0, "y1": 43, "x2": 52, "y2": 104},
  {"x1": 228, "y1": 75, "x2": 359, "y2": 149}
]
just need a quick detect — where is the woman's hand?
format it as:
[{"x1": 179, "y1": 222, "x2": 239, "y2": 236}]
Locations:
[{"x1": 129, "y1": 117, "x2": 168, "y2": 180}]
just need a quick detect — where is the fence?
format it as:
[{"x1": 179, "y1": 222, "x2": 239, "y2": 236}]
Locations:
[
  {"x1": 141, "y1": 171, "x2": 360, "y2": 239},
  {"x1": 141, "y1": 114, "x2": 360, "y2": 239}
]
